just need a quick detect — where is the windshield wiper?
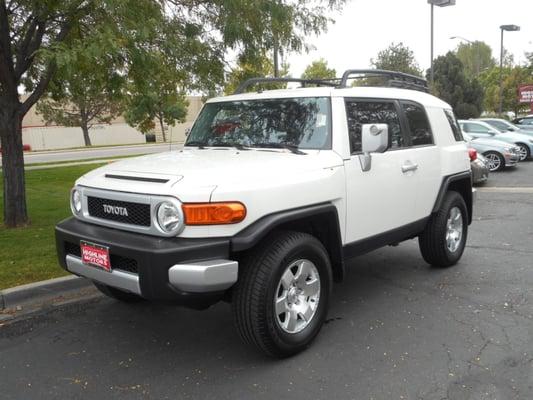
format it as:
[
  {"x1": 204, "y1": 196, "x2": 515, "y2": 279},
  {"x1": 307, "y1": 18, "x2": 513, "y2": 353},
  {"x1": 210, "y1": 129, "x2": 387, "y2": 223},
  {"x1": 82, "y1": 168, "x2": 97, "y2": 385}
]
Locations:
[
  {"x1": 210, "y1": 142, "x2": 251, "y2": 151},
  {"x1": 254, "y1": 143, "x2": 307, "y2": 155},
  {"x1": 185, "y1": 141, "x2": 207, "y2": 149}
]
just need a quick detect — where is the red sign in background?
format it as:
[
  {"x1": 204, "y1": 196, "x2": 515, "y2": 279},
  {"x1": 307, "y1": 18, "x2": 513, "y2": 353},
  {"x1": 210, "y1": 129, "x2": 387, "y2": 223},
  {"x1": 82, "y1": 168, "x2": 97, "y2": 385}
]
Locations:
[{"x1": 518, "y1": 84, "x2": 533, "y2": 112}]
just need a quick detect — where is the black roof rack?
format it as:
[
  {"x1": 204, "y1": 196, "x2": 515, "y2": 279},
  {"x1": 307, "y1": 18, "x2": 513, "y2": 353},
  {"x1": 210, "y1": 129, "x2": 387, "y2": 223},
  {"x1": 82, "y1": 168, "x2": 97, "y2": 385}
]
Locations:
[
  {"x1": 339, "y1": 69, "x2": 429, "y2": 92},
  {"x1": 233, "y1": 69, "x2": 429, "y2": 95},
  {"x1": 233, "y1": 77, "x2": 339, "y2": 94}
]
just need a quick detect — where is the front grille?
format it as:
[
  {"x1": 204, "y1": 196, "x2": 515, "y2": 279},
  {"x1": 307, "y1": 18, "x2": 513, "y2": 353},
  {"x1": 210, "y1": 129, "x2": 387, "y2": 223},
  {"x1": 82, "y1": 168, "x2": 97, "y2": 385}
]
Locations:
[
  {"x1": 87, "y1": 197, "x2": 151, "y2": 227},
  {"x1": 64, "y1": 242, "x2": 139, "y2": 274}
]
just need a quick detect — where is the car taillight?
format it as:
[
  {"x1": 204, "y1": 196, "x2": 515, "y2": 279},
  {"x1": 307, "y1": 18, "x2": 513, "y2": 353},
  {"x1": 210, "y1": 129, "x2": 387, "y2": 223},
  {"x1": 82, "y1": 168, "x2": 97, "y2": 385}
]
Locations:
[{"x1": 468, "y1": 148, "x2": 477, "y2": 161}]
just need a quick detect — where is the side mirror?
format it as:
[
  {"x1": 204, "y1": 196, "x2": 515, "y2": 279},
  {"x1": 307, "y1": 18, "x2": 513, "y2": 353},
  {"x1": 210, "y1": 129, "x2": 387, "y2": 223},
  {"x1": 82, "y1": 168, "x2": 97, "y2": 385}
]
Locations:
[{"x1": 359, "y1": 123, "x2": 388, "y2": 172}]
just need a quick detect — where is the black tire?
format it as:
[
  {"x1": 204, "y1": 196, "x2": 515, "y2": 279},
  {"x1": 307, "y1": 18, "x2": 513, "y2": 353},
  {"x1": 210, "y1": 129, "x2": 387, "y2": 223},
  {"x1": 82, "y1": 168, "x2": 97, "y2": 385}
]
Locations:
[
  {"x1": 93, "y1": 282, "x2": 145, "y2": 303},
  {"x1": 232, "y1": 231, "x2": 332, "y2": 358},
  {"x1": 419, "y1": 191, "x2": 468, "y2": 268},
  {"x1": 483, "y1": 151, "x2": 505, "y2": 171},
  {"x1": 516, "y1": 143, "x2": 530, "y2": 161}
]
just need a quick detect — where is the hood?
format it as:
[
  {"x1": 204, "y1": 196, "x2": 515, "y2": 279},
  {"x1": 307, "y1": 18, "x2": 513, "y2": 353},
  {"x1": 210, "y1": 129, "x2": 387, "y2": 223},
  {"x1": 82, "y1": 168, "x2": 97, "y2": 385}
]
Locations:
[
  {"x1": 495, "y1": 132, "x2": 533, "y2": 142},
  {"x1": 77, "y1": 148, "x2": 344, "y2": 199},
  {"x1": 469, "y1": 137, "x2": 514, "y2": 150}
]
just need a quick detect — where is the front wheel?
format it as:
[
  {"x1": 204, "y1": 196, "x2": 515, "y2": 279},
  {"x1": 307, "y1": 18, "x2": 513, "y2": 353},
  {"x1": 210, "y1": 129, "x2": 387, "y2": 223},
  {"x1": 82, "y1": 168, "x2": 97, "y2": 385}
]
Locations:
[
  {"x1": 419, "y1": 191, "x2": 468, "y2": 268},
  {"x1": 516, "y1": 143, "x2": 530, "y2": 161},
  {"x1": 232, "y1": 231, "x2": 332, "y2": 357},
  {"x1": 483, "y1": 151, "x2": 505, "y2": 171}
]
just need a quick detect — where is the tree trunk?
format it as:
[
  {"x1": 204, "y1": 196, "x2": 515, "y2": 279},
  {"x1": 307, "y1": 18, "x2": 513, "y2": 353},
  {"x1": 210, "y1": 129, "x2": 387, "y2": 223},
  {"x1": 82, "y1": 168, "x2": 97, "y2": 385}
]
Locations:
[
  {"x1": 158, "y1": 117, "x2": 166, "y2": 142},
  {"x1": 81, "y1": 123, "x2": 92, "y2": 146},
  {"x1": 0, "y1": 101, "x2": 29, "y2": 227}
]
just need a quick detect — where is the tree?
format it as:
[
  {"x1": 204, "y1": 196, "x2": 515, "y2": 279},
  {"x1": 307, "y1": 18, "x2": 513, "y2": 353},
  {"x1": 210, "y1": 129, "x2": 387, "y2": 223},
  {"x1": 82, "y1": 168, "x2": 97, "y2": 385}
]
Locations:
[
  {"x1": 430, "y1": 52, "x2": 484, "y2": 119},
  {"x1": 125, "y1": 55, "x2": 188, "y2": 142},
  {"x1": 36, "y1": 40, "x2": 124, "y2": 146},
  {"x1": 0, "y1": 0, "x2": 345, "y2": 227},
  {"x1": 301, "y1": 58, "x2": 336, "y2": 80},
  {"x1": 224, "y1": 52, "x2": 289, "y2": 95},
  {"x1": 371, "y1": 42, "x2": 422, "y2": 76},
  {"x1": 455, "y1": 41, "x2": 495, "y2": 78},
  {"x1": 479, "y1": 66, "x2": 531, "y2": 115}
]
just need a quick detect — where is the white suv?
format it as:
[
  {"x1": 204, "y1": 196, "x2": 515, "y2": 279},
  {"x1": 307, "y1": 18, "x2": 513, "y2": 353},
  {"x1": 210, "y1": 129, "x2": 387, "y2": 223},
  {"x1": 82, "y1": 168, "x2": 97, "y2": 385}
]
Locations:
[{"x1": 56, "y1": 70, "x2": 474, "y2": 357}]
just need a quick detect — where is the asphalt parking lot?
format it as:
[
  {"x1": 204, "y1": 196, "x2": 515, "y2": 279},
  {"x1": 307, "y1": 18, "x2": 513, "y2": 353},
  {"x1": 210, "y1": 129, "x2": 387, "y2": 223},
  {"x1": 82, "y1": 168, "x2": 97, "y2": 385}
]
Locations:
[{"x1": 1, "y1": 163, "x2": 532, "y2": 400}]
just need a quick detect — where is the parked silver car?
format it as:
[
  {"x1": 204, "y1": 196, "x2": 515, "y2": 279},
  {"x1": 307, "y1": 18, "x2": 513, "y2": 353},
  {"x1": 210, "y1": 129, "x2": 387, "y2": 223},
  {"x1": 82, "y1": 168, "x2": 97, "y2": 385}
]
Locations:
[
  {"x1": 512, "y1": 115, "x2": 533, "y2": 131},
  {"x1": 463, "y1": 132, "x2": 520, "y2": 171},
  {"x1": 459, "y1": 120, "x2": 533, "y2": 161},
  {"x1": 479, "y1": 118, "x2": 533, "y2": 138}
]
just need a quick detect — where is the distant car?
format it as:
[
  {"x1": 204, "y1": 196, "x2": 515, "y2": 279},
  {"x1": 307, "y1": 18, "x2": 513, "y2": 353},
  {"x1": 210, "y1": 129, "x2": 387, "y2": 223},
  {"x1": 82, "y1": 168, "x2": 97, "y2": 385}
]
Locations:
[
  {"x1": 462, "y1": 132, "x2": 520, "y2": 171},
  {"x1": 479, "y1": 118, "x2": 533, "y2": 137},
  {"x1": 512, "y1": 116, "x2": 533, "y2": 131},
  {"x1": 459, "y1": 119, "x2": 533, "y2": 161},
  {"x1": 469, "y1": 148, "x2": 489, "y2": 184}
]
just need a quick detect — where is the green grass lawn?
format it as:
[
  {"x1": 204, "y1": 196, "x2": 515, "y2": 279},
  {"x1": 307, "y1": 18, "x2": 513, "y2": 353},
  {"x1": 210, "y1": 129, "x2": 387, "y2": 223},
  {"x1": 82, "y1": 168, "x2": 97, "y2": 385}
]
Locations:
[{"x1": 0, "y1": 164, "x2": 105, "y2": 290}]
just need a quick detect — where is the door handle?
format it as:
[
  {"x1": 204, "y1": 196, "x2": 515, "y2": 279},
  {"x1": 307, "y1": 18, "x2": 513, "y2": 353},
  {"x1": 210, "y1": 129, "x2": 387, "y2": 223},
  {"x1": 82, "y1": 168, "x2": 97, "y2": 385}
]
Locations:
[{"x1": 401, "y1": 162, "x2": 419, "y2": 173}]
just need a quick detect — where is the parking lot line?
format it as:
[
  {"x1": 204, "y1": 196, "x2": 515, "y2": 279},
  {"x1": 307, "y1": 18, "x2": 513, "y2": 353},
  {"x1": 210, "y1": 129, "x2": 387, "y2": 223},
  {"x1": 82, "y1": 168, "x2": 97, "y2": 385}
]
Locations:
[{"x1": 477, "y1": 187, "x2": 533, "y2": 193}]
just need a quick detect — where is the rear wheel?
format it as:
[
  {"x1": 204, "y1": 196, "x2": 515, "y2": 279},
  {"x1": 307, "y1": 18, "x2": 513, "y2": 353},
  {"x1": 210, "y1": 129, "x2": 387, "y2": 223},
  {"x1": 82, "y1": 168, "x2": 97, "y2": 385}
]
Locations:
[
  {"x1": 419, "y1": 191, "x2": 468, "y2": 268},
  {"x1": 232, "y1": 231, "x2": 332, "y2": 357},
  {"x1": 93, "y1": 282, "x2": 145, "y2": 303},
  {"x1": 483, "y1": 151, "x2": 505, "y2": 171},
  {"x1": 516, "y1": 143, "x2": 530, "y2": 161}
]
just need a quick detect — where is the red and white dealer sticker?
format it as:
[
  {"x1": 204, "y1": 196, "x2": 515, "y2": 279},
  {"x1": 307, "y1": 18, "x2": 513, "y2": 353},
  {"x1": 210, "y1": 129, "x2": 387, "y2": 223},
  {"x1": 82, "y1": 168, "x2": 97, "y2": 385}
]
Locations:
[{"x1": 80, "y1": 241, "x2": 111, "y2": 272}]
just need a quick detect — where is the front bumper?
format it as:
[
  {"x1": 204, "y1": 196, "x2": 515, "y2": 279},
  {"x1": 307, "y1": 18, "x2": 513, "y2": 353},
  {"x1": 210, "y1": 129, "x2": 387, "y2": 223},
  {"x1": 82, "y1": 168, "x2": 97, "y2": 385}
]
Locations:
[
  {"x1": 55, "y1": 218, "x2": 238, "y2": 308},
  {"x1": 504, "y1": 152, "x2": 520, "y2": 167}
]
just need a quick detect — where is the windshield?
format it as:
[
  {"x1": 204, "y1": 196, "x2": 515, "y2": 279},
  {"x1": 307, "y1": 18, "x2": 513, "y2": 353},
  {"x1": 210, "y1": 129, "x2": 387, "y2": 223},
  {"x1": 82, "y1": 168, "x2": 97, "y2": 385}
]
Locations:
[
  {"x1": 186, "y1": 97, "x2": 331, "y2": 150},
  {"x1": 486, "y1": 120, "x2": 511, "y2": 132}
]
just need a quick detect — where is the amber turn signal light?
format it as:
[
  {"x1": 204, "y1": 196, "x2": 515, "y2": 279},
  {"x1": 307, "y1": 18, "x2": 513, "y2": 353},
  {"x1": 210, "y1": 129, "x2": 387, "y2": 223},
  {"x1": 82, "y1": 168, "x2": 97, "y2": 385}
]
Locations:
[{"x1": 182, "y1": 202, "x2": 246, "y2": 225}]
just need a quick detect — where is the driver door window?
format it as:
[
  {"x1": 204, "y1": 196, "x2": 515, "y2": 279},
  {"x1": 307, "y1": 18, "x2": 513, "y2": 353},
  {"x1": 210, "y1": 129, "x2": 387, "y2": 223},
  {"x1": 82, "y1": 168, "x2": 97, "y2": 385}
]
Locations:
[{"x1": 345, "y1": 100, "x2": 404, "y2": 153}]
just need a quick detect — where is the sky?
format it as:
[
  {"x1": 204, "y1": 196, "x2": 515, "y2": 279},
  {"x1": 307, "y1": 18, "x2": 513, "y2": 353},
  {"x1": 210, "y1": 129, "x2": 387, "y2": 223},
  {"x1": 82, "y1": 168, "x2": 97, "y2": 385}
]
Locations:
[{"x1": 286, "y1": 0, "x2": 533, "y2": 77}]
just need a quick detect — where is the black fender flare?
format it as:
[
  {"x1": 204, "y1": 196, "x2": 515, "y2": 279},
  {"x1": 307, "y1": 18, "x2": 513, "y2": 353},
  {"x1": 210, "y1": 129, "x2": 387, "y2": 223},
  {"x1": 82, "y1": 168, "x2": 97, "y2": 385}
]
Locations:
[
  {"x1": 231, "y1": 203, "x2": 345, "y2": 281},
  {"x1": 432, "y1": 171, "x2": 473, "y2": 224}
]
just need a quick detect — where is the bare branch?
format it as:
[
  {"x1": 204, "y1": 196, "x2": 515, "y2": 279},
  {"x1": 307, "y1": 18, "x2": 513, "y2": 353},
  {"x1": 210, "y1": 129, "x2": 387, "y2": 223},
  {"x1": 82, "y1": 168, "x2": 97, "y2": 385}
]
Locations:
[{"x1": 20, "y1": 62, "x2": 55, "y2": 115}]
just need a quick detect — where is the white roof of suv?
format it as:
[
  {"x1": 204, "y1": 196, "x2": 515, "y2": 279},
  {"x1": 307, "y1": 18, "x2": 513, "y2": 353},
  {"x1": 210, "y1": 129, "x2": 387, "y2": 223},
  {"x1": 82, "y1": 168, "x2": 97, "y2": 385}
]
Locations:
[{"x1": 210, "y1": 86, "x2": 451, "y2": 109}]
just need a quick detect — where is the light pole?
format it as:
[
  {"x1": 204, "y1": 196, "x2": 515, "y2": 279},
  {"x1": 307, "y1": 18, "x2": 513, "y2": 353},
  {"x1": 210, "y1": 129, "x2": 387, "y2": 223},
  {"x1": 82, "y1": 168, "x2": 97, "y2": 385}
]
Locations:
[
  {"x1": 428, "y1": 0, "x2": 456, "y2": 85},
  {"x1": 498, "y1": 24, "x2": 520, "y2": 114},
  {"x1": 450, "y1": 35, "x2": 480, "y2": 76}
]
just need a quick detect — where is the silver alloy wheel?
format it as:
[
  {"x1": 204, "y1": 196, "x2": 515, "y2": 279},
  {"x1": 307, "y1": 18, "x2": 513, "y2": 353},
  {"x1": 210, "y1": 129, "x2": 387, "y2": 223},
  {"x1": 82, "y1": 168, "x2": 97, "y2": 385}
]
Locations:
[
  {"x1": 274, "y1": 259, "x2": 321, "y2": 334},
  {"x1": 517, "y1": 145, "x2": 528, "y2": 161},
  {"x1": 446, "y1": 207, "x2": 463, "y2": 253},
  {"x1": 484, "y1": 153, "x2": 501, "y2": 171}
]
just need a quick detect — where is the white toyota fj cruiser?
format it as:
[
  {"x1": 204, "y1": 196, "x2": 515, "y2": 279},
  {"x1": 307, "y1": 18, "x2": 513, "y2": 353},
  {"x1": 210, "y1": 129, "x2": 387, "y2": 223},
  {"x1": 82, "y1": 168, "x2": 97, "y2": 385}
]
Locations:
[{"x1": 56, "y1": 70, "x2": 474, "y2": 357}]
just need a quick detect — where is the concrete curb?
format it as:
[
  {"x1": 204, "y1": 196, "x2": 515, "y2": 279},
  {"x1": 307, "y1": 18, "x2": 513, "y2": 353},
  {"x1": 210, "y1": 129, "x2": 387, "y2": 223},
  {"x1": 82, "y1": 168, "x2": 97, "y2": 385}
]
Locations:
[{"x1": 0, "y1": 276, "x2": 92, "y2": 311}]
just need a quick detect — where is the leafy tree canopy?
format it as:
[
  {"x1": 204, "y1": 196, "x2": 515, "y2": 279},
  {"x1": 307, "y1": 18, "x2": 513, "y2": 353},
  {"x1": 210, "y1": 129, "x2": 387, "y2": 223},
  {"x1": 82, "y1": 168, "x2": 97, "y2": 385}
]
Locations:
[
  {"x1": 371, "y1": 42, "x2": 422, "y2": 76},
  {"x1": 224, "y1": 52, "x2": 290, "y2": 95},
  {"x1": 479, "y1": 65, "x2": 532, "y2": 115},
  {"x1": 301, "y1": 58, "x2": 337, "y2": 80},
  {"x1": 455, "y1": 41, "x2": 495, "y2": 78},
  {"x1": 430, "y1": 52, "x2": 484, "y2": 119}
]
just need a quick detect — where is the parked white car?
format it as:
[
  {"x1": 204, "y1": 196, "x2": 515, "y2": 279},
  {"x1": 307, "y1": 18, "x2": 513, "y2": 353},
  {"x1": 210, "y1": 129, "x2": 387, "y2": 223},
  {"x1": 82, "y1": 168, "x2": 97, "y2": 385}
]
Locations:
[{"x1": 56, "y1": 70, "x2": 474, "y2": 357}]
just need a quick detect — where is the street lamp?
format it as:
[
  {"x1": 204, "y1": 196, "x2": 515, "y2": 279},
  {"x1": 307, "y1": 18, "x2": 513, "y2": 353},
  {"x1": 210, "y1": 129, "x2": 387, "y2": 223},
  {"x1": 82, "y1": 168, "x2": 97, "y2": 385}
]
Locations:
[
  {"x1": 450, "y1": 35, "x2": 480, "y2": 76},
  {"x1": 498, "y1": 24, "x2": 520, "y2": 114},
  {"x1": 428, "y1": 0, "x2": 456, "y2": 85}
]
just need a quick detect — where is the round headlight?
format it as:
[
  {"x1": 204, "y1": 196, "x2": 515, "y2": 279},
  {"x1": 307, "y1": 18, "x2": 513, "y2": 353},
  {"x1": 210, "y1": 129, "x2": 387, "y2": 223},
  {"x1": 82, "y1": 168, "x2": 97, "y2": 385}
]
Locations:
[
  {"x1": 71, "y1": 189, "x2": 82, "y2": 214},
  {"x1": 156, "y1": 202, "x2": 182, "y2": 233}
]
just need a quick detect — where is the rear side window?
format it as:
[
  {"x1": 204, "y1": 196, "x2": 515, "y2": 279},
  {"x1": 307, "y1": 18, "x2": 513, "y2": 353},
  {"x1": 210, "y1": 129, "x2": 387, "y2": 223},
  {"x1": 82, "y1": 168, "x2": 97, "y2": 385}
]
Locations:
[
  {"x1": 345, "y1": 100, "x2": 403, "y2": 153},
  {"x1": 444, "y1": 109, "x2": 463, "y2": 141},
  {"x1": 463, "y1": 122, "x2": 491, "y2": 134},
  {"x1": 401, "y1": 102, "x2": 433, "y2": 146}
]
